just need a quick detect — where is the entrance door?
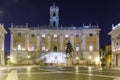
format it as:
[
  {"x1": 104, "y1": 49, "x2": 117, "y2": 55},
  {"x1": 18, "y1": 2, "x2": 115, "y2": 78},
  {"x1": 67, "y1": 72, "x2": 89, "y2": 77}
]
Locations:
[{"x1": 54, "y1": 46, "x2": 57, "y2": 51}]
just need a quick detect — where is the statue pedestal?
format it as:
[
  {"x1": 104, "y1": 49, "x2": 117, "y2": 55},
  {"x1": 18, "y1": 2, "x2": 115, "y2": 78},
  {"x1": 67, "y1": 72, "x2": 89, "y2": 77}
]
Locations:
[{"x1": 65, "y1": 57, "x2": 72, "y2": 66}]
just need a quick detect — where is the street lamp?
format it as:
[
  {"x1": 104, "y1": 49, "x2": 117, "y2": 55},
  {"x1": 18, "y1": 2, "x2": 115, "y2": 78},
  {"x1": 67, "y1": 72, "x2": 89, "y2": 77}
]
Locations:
[
  {"x1": 27, "y1": 55, "x2": 31, "y2": 59},
  {"x1": 76, "y1": 57, "x2": 79, "y2": 65},
  {"x1": 7, "y1": 55, "x2": 10, "y2": 65},
  {"x1": 27, "y1": 55, "x2": 31, "y2": 65}
]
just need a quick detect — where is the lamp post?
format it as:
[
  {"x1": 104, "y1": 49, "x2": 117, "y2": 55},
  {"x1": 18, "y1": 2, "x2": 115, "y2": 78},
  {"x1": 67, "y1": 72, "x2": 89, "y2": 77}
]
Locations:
[
  {"x1": 76, "y1": 57, "x2": 79, "y2": 65},
  {"x1": 88, "y1": 56, "x2": 92, "y2": 66},
  {"x1": 7, "y1": 55, "x2": 10, "y2": 65},
  {"x1": 27, "y1": 55, "x2": 31, "y2": 65}
]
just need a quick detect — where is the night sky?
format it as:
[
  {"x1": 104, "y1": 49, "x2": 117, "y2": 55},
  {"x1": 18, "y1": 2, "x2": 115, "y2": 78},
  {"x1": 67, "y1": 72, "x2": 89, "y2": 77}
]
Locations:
[{"x1": 0, "y1": 0, "x2": 120, "y2": 52}]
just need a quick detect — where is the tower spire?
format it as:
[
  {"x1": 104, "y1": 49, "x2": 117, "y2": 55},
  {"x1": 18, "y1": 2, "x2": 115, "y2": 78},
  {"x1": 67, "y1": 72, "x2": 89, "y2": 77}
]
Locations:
[
  {"x1": 53, "y1": 2, "x2": 55, "y2": 7},
  {"x1": 50, "y1": 2, "x2": 59, "y2": 29}
]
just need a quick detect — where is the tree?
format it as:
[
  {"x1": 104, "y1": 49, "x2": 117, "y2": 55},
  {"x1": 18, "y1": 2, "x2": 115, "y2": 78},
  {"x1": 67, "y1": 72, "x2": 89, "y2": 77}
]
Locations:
[{"x1": 66, "y1": 41, "x2": 74, "y2": 57}]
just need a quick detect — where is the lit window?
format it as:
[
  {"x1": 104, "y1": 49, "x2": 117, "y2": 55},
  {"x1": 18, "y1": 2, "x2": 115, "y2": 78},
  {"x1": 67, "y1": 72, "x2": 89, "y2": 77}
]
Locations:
[
  {"x1": 42, "y1": 46, "x2": 46, "y2": 51},
  {"x1": 76, "y1": 47, "x2": 79, "y2": 52},
  {"x1": 30, "y1": 45, "x2": 34, "y2": 51},
  {"x1": 54, "y1": 34, "x2": 58, "y2": 38},
  {"x1": 89, "y1": 44, "x2": 93, "y2": 51},
  {"x1": 42, "y1": 34, "x2": 45, "y2": 38},
  {"x1": 17, "y1": 44, "x2": 21, "y2": 50},
  {"x1": 65, "y1": 34, "x2": 69, "y2": 38}
]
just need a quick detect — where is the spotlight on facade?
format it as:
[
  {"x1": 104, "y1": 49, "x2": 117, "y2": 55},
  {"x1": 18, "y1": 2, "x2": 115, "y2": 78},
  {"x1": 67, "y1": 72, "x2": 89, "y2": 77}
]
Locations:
[
  {"x1": 10, "y1": 56, "x2": 13, "y2": 59},
  {"x1": 76, "y1": 57, "x2": 79, "y2": 60},
  {"x1": 7, "y1": 56, "x2": 10, "y2": 59},
  {"x1": 46, "y1": 49, "x2": 48, "y2": 51},
  {"x1": 27, "y1": 55, "x2": 31, "y2": 59},
  {"x1": 88, "y1": 56, "x2": 92, "y2": 59},
  {"x1": 94, "y1": 57, "x2": 100, "y2": 65}
]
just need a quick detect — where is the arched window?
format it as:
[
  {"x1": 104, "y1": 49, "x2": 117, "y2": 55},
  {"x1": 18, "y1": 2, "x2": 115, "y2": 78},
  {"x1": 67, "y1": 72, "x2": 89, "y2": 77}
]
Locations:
[
  {"x1": 53, "y1": 21, "x2": 56, "y2": 26},
  {"x1": 53, "y1": 12, "x2": 56, "y2": 16}
]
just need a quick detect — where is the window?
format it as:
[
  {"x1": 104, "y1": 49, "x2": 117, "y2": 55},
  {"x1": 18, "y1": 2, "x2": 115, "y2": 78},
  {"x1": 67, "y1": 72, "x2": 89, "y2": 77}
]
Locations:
[
  {"x1": 53, "y1": 22, "x2": 56, "y2": 26},
  {"x1": 42, "y1": 46, "x2": 45, "y2": 51},
  {"x1": 53, "y1": 12, "x2": 56, "y2": 16},
  {"x1": 17, "y1": 44, "x2": 21, "y2": 50},
  {"x1": 18, "y1": 33, "x2": 21, "y2": 37},
  {"x1": 54, "y1": 34, "x2": 58, "y2": 38},
  {"x1": 42, "y1": 34, "x2": 45, "y2": 38},
  {"x1": 89, "y1": 33, "x2": 93, "y2": 37},
  {"x1": 116, "y1": 42, "x2": 119, "y2": 49},
  {"x1": 76, "y1": 34, "x2": 79, "y2": 38},
  {"x1": 89, "y1": 44, "x2": 93, "y2": 51},
  {"x1": 76, "y1": 46, "x2": 79, "y2": 52},
  {"x1": 31, "y1": 34, "x2": 35, "y2": 37},
  {"x1": 116, "y1": 42, "x2": 119, "y2": 46},
  {"x1": 65, "y1": 34, "x2": 69, "y2": 38},
  {"x1": 30, "y1": 45, "x2": 34, "y2": 51}
]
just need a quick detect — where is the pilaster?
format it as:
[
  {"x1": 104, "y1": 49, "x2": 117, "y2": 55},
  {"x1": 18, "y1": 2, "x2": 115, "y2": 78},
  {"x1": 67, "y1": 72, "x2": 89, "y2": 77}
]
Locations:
[
  {"x1": 36, "y1": 34, "x2": 40, "y2": 50},
  {"x1": 81, "y1": 34, "x2": 86, "y2": 51},
  {"x1": 10, "y1": 32, "x2": 13, "y2": 50},
  {"x1": 47, "y1": 34, "x2": 51, "y2": 50},
  {"x1": 70, "y1": 34, "x2": 74, "y2": 48},
  {"x1": 25, "y1": 32, "x2": 29, "y2": 50},
  {"x1": 60, "y1": 34, "x2": 64, "y2": 51},
  {"x1": 97, "y1": 32, "x2": 100, "y2": 51}
]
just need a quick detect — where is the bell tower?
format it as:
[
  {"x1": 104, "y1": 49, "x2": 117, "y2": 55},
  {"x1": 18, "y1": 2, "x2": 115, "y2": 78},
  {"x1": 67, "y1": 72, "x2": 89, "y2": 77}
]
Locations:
[{"x1": 50, "y1": 2, "x2": 59, "y2": 29}]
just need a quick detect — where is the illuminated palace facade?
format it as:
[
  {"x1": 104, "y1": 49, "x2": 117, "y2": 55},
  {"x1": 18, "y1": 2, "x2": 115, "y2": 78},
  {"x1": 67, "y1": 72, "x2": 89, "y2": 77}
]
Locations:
[
  {"x1": 0, "y1": 24, "x2": 7, "y2": 65},
  {"x1": 9, "y1": 3, "x2": 101, "y2": 65},
  {"x1": 108, "y1": 23, "x2": 120, "y2": 66}
]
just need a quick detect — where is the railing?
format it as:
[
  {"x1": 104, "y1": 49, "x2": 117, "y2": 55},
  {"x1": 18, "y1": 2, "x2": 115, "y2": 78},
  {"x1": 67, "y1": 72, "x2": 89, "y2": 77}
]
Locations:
[{"x1": 11, "y1": 24, "x2": 99, "y2": 30}]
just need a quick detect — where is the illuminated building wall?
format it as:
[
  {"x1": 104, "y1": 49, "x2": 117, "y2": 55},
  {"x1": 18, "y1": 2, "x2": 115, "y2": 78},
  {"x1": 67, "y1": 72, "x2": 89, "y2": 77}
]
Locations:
[
  {"x1": 0, "y1": 24, "x2": 7, "y2": 65},
  {"x1": 108, "y1": 23, "x2": 120, "y2": 66},
  {"x1": 9, "y1": 3, "x2": 101, "y2": 65},
  {"x1": 9, "y1": 25, "x2": 100, "y2": 65}
]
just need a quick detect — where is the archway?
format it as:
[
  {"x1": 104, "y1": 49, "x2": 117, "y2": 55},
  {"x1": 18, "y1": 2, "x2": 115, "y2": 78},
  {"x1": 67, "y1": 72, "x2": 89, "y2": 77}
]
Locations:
[{"x1": 54, "y1": 46, "x2": 57, "y2": 51}]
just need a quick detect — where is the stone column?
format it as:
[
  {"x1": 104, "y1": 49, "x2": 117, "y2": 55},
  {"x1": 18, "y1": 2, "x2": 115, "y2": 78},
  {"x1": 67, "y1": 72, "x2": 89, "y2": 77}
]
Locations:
[
  {"x1": 70, "y1": 34, "x2": 74, "y2": 48},
  {"x1": 1, "y1": 38, "x2": 5, "y2": 65},
  {"x1": 2, "y1": 38, "x2": 4, "y2": 51},
  {"x1": 47, "y1": 34, "x2": 51, "y2": 50},
  {"x1": 97, "y1": 32, "x2": 100, "y2": 51},
  {"x1": 60, "y1": 34, "x2": 64, "y2": 51},
  {"x1": 25, "y1": 33, "x2": 29, "y2": 50},
  {"x1": 111, "y1": 38, "x2": 115, "y2": 51},
  {"x1": 111, "y1": 38, "x2": 115, "y2": 66},
  {"x1": 1, "y1": 51, "x2": 5, "y2": 65},
  {"x1": 10, "y1": 32, "x2": 13, "y2": 50},
  {"x1": 70, "y1": 34, "x2": 74, "y2": 57},
  {"x1": 36, "y1": 34, "x2": 40, "y2": 50},
  {"x1": 81, "y1": 34, "x2": 86, "y2": 51}
]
